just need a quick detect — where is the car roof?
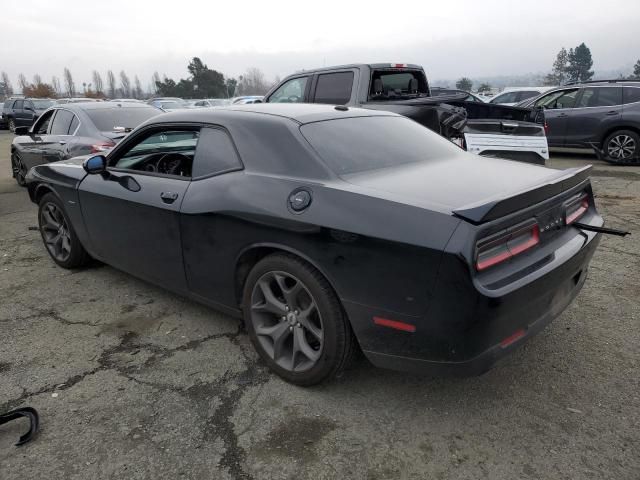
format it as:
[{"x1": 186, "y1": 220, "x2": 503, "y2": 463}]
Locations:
[
  {"x1": 151, "y1": 103, "x2": 398, "y2": 125},
  {"x1": 53, "y1": 102, "x2": 159, "y2": 112}
]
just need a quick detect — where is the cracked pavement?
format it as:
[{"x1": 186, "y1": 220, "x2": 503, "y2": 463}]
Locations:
[{"x1": 0, "y1": 131, "x2": 638, "y2": 479}]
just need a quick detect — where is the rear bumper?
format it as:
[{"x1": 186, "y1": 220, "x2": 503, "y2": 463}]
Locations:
[{"x1": 345, "y1": 228, "x2": 600, "y2": 376}]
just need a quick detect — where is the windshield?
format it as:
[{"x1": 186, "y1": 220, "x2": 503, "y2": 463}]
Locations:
[
  {"x1": 31, "y1": 99, "x2": 54, "y2": 109},
  {"x1": 85, "y1": 107, "x2": 160, "y2": 132},
  {"x1": 301, "y1": 116, "x2": 461, "y2": 175}
]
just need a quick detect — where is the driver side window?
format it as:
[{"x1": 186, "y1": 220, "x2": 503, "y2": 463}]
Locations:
[
  {"x1": 114, "y1": 128, "x2": 200, "y2": 178},
  {"x1": 267, "y1": 77, "x2": 308, "y2": 103}
]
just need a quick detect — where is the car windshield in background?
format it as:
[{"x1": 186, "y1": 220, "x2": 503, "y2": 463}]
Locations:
[
  {"x1": 301, "y1": 116, "x2": 460, "y2": 175},
  {"x1": 85, "y1": 107, "x2": 160, "y2": 132},
  {"x1": 32, "y1": 100, "x2": 55, "y2": 109}
]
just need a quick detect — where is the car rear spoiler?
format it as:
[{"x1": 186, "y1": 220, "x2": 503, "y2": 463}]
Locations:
[{"x1": 452, "y1": 165, "x2": 593, "y2": 224}]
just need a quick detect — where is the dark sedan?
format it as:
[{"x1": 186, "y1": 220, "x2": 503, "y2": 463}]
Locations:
[
  {"x1": 11, "y1": 102, "x2": 161, "y2": 185},
  {"x1": 25, "y1": 104, "x2": 604, "y2": 385}
]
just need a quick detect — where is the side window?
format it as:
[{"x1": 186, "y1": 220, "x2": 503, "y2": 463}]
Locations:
[
  {"x1": 267, "y1": 77, "x2": 308, "y2": 103},
  {"x1": 24, "y1": 101, "x2": 34, "y2": 111},
  {"x1": 535, "y1": 89, "x2": 579, "y2": 109},
  {"x1": 314, "y1": 72, "x2": 354, "y2": 105},
  {"x1": 49, "y1": 110, "x2": 74, "y2": 135},
  {"x1": 491, "y1": 92, "x2": 519, "y2": 104},
  {"x1": 33, "y1": 110, "x2": 55, "y2": 134},
  {"x1": 577, "y1": 87, "x2": 622, "y2": 108},
  {"x1": 624, "y1": 87, "x2": 640, "y2": 104},
  {"x1": 517, "y1": 91, "x2": 540, "y2": 102},
  {"x1": 192, "y1": 127, "x2": 242, "y2": 178},
  {"x1": 68, "y1": 115, "x2": 80, "y2": 134},
  {"x1": 113, "y1": 129, "x2": 199, "y2": 178},
  {"x1": 14, "y1": 100, "x2": 23, "y2": 110}
]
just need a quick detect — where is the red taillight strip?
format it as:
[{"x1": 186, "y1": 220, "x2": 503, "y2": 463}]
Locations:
[
  {"x1": 500, "y1": 329, "x2": 526, "y2": 348},
  {"x1": 508, "y1": 225, "x2": 540, "y2": 256},
  {"x1": 476, "y1": 224, "x2": 540, "y2": 271},
  {"x1": 566, "y1": 197, "x2": 589, "y2": 225},
  {"x1": 476, "y1": 248, "x2": 512, "y2": 271},
  {"x1": 373, "y1": 316, "x2": 416, "y2": 333}
]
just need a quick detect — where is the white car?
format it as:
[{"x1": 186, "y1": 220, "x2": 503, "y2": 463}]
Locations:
[{"x1": 488, "y1": 87, "x2": 555, "y2": 106}]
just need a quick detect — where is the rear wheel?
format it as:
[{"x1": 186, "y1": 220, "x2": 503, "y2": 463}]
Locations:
[
  {"x1": 243, "y1": 253, "x2": 356, "y2": 386},
  {"x1": 11, "y1": 151, "x2": 26, "y2": 186},
  {"x1": 8, "y1": 118, "x2": 15, "y2": 133},
  {"x1": 603, "y1": 130, "x2": 639, "y2": 164},
  {"x1": 38, "y1": 193, "x2": 91, "y2": 269}
]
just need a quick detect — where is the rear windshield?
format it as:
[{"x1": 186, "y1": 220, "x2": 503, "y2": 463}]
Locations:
[
  {"x1": 85, "y1": 107, "x2": 160, "y2": 132},
  {"x1": 300, "y1": 116, "x2": 460, "y2": 175}
]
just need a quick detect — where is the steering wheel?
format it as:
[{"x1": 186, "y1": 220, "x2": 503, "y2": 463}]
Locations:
[
  {"x1": 156, "y1": 152, "x2": 191, "y2": 176},
  {"x1": 287, "y1": 95, "x2": 301, "y2": 103}
]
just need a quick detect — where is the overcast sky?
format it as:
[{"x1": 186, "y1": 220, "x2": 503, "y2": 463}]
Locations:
[{"x1": 1, "y1": 0, "x2": 639, "y2": 89}]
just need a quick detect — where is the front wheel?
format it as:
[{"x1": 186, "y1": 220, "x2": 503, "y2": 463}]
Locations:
[
  {"x1": 8, "y1": 118, "x2": 16, "y2": 133},
  {"x1": 243, "y1": 253, "x2": 356, "y2": 386},
  {"x1": 603, "y1": 130, "x2": 639, "y2": 164},
  {"x1": 38, "y1": 193, "x2": 91, "y2": 269}
]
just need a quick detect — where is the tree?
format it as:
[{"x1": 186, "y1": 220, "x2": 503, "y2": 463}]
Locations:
[
  {"x1": 134, "y1": 76, "x2": 143, "y2": 99},
  {"x1": 544, "y1": 47, "x2": 569, "y2": 85},
  {"x1": 477, "y1": 82, "x2": 492, "y2": 93},
  {"x1": 566, "y1": 43, "x2": 594, "y2": 83},
  {"x1": 18, "y1": 74, "x2": 28, "y2": 93},
  {"x1": 106, "y1": 70, "x2": 117, "y2": 98},
  {"x1": 51, "y1": 76, "x2": 61, "y2": 96},
  {"x1": 92, "y1": 71, "x2": 104, "y2": 95},
  {"x1": 151, "y1": 71, "x2": 161, "y2": 94},
  {"x1": 238, "y1": 67, "x2": 269, "y2": 95},
  {"x1": 455, "y1": 77, "x2": 473, "y2": 91},
  {"x1": 632, "y1": 59, "x2": 640, "y2": 80},
  {"x1": 23, "y1": 82, "x2": 57, "y2": 98},
  {"x1": 225, "y1": 77, "x2": 237, "y2": 98},
  {"x1": 63, "y1": 68, "x2": 75, "y2": 97},
  {"x1": 1, "y1": 72, "x2": 13, "y2": 96},
  {"x1": 119, "y1": 71, "x2": 131, "y2": 97},
  {"x1": 187, "y1": 57, "x2": 226, "y2": 97}
]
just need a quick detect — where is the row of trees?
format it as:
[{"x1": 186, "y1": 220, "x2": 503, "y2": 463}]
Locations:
[
  {"x1": 0, "y1": 57, "x2": 278, "y2": 100},
  {"x1": 455, "y1": 77, "x2": 492, "y2": 93}
]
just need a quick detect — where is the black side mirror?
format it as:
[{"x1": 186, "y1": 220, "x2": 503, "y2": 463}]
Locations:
[
  {"x1": 83, "y1": 155, "x2": 107, "y2": 174},
  {"x1": 14, "y1": 126, "x2": 30, "y2": 135}
]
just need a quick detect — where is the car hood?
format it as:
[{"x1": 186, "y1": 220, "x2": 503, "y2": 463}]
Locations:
[{"x1": 341, "y1": 152, "x2": 568, "y2": 214}]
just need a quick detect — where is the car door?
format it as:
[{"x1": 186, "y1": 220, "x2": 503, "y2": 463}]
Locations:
[
  {"x1": 531, "y1": 88, "x2": 580, "y2": 147},
  {"x1": 17, "y1": 109, "x2": 56, "y2": 170},
  {"x1": 564, "y1": 87, "x2": 623, "y2": 147},
  {"x1": 12, "y1": 100, "x2": 27, "y2": 126},
  {"x1": 21, "y1": 100, "x2": 37, "y2": 126},
  {"x1": 78, "y1": 126, "x2": 199, "y2": 292},
  {"x1": 40, "y1": 109, "x2": 76, "y2": 163}
]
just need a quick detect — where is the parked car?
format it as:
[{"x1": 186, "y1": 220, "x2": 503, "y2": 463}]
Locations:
[
  {"x1": 489, "y1": 87, "x2": 555, "y2": 106},
  {"x1": 430, "y1": 87, "x2": 486, "y2": 103},
  {"x1": 189, "y1": 98, "x2": 231, "y2": 107},
  {"x1": 518, "y1": 80, "x2": 640, "y2": 164},
  {"x1": 11, "y1": 102, "x2": 161, "y2": 185},
  {"x1": 25, "y1": 104, "x2": 605, "y2": 385},
  {"x1": 148, "y1": 99, "x2": 188, "y2": 111},
  {"x1": 231, "y1": 96, "x2": 263, "y2": 104},
  {"x1": 265, "y1": 63, "x2": 549, "y2": 164},
  {"x1": 109, "y1": 98, "x2": 144, "y2": 103},
  {"x1": 2, "y1": 98, "x2": 55, "y2": 131},
  {"x1": 56, "y1": 98, "x2": 101, "y2": 104}
]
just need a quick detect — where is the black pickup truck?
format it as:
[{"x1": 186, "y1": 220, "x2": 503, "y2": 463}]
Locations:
[{"x1": 264, "y1": 63, "x2": 549, "y2": 164}]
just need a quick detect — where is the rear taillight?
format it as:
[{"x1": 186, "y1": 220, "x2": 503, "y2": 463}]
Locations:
[
  {"x1": 565, "y1": 194, "x2": 589, "y2": 225},
  {"x1": 91, "y1": 141, "x2": 115, "y2": 153},
  {"x1": 543, "y1": 122, "x2": 549, "y2": 136},
  {"x1": 476, "y1": 222, "x2": 540, "y2": 271}
]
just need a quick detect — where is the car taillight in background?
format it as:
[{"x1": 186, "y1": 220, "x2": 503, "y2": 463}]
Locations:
[
  {"x1": 476, "y1": 222, "x2": 540, "y2": 271},
  {"x1": 544, "y1": 122, "x2": 549, "y2": 136},
  {"x1": 565, "y1": 194, "x2": 589, "y2": 225},
  {"x1": 90, "y1": 141, "x2": 115, "y2": 153}
]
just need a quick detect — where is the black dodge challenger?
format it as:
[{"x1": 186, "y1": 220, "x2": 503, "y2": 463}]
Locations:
[{"x1": 25, "y1": 104, "x2": 604, "y2": 385}]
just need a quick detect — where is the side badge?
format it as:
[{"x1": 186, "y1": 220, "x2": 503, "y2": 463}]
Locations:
[{"x1": 288, "y1": 188, "x2": 312, "y2": 213}]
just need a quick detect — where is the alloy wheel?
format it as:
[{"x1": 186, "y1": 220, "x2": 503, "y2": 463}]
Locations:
[
  {"x1": 250, "y1": 271, "x2": 324, "y2": 372},
  {"x1": 11, "y1": 153, "x2": 26, "y2": 185},
  {"x1": 8, "y1": 119, "x2": 15, "y2": 133},
  {"x1": 39, "y1": 202, "x2": 72, "y2": 262},
  {"x1": 607, "y1": 134, "x2": 636, "y2": 160}
]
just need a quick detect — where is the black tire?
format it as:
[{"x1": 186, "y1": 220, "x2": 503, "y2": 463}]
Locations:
[
  {"x1": 11, "y1": 151, "x2": 27, "y2": 187},
  {"x1": 8, "y1": 118, "x2": 15, "y2": 133},
  {"x1": 38, "y1": 193, "x2": 91, "y2": 269},
  {"x1": 603, "y1": 130, "x2": 639, "y2": 165},
  {"x1": 242, "y1": 253, "x2": 357, "y2": 386}
]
